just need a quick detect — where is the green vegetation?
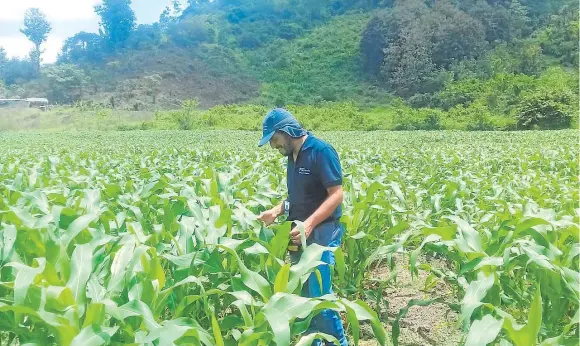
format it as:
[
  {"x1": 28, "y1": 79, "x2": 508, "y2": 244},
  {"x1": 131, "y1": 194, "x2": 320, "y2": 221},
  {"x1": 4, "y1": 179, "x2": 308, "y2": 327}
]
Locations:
[
  {"x1": 0, "y1": 1, "x2": 577, "y2": 343},
  {"x1": 2, "y1": 86, "x2": 576, "y2": 132},
  {"x1": 0, "y1": 130, "x2": 577, "y2": 345},
  {"x1": 249, "y1": 13, "x2": 380, "y2": 105},
  {"x1": 0, "y1": 0, "x2": 577, "y2": 130}
]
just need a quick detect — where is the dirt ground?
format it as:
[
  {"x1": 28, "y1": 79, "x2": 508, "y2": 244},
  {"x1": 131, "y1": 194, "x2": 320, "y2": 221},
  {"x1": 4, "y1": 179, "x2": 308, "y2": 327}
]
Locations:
[{"x1": 357, "y1": 254, "x2": 464, "y2": 346}]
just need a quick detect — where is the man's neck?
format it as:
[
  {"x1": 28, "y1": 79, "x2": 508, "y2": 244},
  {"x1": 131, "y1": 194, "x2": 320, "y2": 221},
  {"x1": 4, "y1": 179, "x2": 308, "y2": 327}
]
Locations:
[{"x1": 291, "y1": 135, "x2": 308, "y2": 161}]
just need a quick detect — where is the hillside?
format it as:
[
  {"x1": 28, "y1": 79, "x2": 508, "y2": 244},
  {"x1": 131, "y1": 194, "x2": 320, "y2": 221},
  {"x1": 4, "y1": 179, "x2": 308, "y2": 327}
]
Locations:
[
  {"x1": 64, "y1": 11, "x2": 377, "y2": 110},
  {"x1": 0, "y1": 0, "x2": 577, "y2": 130},
  {"x1": 247, "y1": 13, "x2": 385, "y2": 105},
  {"x1": 87, "y1": 46, "x2": 260, "y2": 109}
]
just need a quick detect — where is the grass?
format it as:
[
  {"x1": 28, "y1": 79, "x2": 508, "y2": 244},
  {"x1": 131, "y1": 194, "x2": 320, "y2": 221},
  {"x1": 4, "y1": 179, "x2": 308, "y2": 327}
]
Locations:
[{"x1": 0, "y1": 108, "x2": 153, "y2": 131}]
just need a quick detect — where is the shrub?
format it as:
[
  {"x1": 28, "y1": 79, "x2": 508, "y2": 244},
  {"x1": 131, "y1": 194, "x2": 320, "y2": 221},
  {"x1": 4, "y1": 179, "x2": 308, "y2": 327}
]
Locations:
[
  {"x1": 172, "y1": 99, "x2": 201, "y2": 130},
  {"x1": 516, "y1": 89, "x2": 576, "y2": 130}
]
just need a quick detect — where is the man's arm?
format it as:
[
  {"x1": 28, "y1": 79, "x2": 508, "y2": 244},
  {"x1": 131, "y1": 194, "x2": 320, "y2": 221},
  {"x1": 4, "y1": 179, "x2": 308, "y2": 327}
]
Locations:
[
  {"x1": 290, "y1": 185, "x2": 343, "y2": 244},
  {"x1": 258, "y1": 201, "x2": 285, "y2": 226},
  {"x1": 305, "y1": 185, "x2": 343, "y2": 230},
  {"x1": 270, "y1": 202, "x2": 284, "y2": 218}
]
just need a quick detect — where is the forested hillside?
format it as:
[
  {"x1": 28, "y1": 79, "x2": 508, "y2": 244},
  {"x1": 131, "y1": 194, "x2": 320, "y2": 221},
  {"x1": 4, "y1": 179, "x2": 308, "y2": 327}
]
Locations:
[{"x1": 0, "y1": 0, "x2": 577, "y2": 129}]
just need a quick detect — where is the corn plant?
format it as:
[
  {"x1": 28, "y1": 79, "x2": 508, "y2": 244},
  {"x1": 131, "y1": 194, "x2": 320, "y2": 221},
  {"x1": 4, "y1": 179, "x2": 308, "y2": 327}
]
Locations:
[{"x1": 0, "y1": 130, "x2": 577, "y2": 346}]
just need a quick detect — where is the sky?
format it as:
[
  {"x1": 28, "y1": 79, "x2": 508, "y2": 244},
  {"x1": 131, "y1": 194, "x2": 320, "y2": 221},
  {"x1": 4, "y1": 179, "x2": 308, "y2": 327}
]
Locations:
[{"x1": 0, "y1": 0, "x2": 179, "y2": 64}]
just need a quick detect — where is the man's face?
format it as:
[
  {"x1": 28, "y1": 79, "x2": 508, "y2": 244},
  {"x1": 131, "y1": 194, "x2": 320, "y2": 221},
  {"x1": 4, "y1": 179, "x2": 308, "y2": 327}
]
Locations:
[{"x1": 269, "y1": 132, "x2": 292, "y2": 156}]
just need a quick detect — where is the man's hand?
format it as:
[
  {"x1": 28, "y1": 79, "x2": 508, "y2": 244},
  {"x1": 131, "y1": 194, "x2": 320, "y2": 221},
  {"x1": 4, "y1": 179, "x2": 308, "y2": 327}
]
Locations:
[
  {"x1": 288, "y1": 185, "x2": 343, "y2": 246},
  {"x1": 257, "y1": 208, "x2": 279, "y2": 226},
  {"x1": 290, "y1": 221, "x2": 314, "y2": 245}
]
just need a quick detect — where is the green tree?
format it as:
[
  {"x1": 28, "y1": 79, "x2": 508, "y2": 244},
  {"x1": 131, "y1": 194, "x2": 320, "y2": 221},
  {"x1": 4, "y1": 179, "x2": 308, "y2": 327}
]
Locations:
[
  {"x1": 3, "y1": 57, "x2": 36, "y2": 85},
  {"x1": 537, "y1": 6, "x2": 579, "y2": 67},
  {"x1": 516, "y1": 89, "x2": 575, "y2": 129},
  {"x1": 160, "y1": 0, "x2": 184, "y2": 29},
  {"x1": 42, "y1": 64, "x2": 87, "y2": 103},
  {"x1": 359, "y1": 10, "x2": 390, "y2": 78},
  {"x1": 429, "y1": 1, "x2": 487, "y2": 68},
  {"x1": 59, "y1": 32, "x2": 104, "y2": 64},
  {"x1": 143, "y1": 74, "x2": 162, "y2": 105},
  {"x1": 0, "y1": 47, "x2": 7, "y2": 81},
  {"x1": 20, "y1": 8, "x2": 52, "y2": 76},
  {"x1": 167, "y1": 15, "x2": 215, "y2": 47},
  {"x1": 459, "y1": 0, "x2": 532, "y2": 43},
  {"x1": 361, "y1": 0, "x2": 486, "y2": 97},
  {"x1": 94, "y1": 0, "x2": 136, "y2": 49}
]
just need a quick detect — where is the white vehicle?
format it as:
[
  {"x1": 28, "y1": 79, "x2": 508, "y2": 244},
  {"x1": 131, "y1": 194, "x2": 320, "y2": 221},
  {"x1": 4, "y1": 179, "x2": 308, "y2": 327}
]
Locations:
[{"x1": 0, "y1": 98, "x2": 51, "y2": 110}]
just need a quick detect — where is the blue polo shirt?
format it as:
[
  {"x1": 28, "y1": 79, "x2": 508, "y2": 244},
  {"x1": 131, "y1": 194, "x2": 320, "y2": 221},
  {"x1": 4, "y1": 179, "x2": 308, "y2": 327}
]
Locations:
[{"x1": 286, "y1": 133, "x2": 342, "y2": 224}]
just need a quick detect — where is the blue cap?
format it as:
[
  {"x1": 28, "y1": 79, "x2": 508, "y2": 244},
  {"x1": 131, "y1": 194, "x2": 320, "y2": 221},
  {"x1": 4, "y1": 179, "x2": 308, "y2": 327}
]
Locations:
[{"x1": 258, "y1": 108, "x2": 306, "y2": 147}]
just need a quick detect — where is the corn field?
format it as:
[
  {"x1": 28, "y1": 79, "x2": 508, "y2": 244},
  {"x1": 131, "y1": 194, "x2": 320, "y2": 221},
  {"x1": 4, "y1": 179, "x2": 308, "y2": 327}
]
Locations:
[{"x1": 0, "y1": 130, "x2": 577, "y2": 346}]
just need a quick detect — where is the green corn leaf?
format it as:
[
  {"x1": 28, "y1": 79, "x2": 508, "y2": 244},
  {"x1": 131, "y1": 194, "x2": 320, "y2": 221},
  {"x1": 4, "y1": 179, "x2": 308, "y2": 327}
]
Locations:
[
  {"x1": 70, "y1": 325, "x2": 118, "y2": 346},
  {"x1": 62, "y1": 213, "x2": 99, "y2": 247},
  {"x1": 67, "y1": 243, "x2": 93, "y2": 309},
  {"x1": 460, "y1": 272, "x2": 495, "y2": 325},
  {"x1": 287, "y1": 243, "x2": 330, "y2": 293},
  {"x1": 500, "y1": 286, "x2": 542, "y2": 346},
  {"x1": 465, "y1": 314, "x2": 504, "y2": 346},
  {"x1": 274, "y1": 263, "x2": 291, "y2": 293},
  {"x1": 334, "y1": 246, "x2": 346, "y2": 284},
  {"x1": 83, "y1": 303, "x2": 106, "y2": 328},
  {"x1": 212, "y1": 313, "x2": 225, "y2": 346},
  {"x1": 0, "y1": 223, "x2": 17, "y2": 263},
  {"x1": 216, "y1": 244, "x2": 273, "y2": 301},
  {"x1": 340, "y1": 299, "x2": 386, "y2": 346},
  {"x1": 8, "y1": 258, "x2": 46, "y2": 305}
]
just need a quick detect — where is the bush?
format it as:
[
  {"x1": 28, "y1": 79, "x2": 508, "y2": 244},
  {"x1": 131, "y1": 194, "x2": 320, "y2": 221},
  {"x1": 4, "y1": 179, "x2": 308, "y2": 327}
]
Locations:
[
  {"x1": 172, "y1": 99, "x2": 201, "y2": 130},
  {"x1": 516, "y1": 89, "x2": 576, "y2": 130},
  {"x1": 392, "y1": 108, "x2": 443, "y2": 131},
  {"x1": 167, "y1": 16, "x2": 214, "y2": 48}
]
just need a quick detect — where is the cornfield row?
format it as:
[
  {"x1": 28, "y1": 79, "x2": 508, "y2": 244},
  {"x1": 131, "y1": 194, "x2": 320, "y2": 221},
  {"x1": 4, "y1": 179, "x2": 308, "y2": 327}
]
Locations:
[{"x1": 0, "y1": 130, "x2": 577, "y2": 345}]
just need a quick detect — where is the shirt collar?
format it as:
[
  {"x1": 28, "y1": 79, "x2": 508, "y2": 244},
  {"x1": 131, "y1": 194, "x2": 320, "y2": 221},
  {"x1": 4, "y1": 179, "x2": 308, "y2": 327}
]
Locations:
[{"x1": 300, "y1": 132, "x2": 315, "y2": 151}]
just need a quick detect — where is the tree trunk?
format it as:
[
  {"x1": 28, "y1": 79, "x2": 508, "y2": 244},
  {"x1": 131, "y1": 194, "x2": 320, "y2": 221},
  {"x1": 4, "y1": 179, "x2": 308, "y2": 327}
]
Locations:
[{"x1": 33, "y1": 45, "x2": 41, "y2": 77}]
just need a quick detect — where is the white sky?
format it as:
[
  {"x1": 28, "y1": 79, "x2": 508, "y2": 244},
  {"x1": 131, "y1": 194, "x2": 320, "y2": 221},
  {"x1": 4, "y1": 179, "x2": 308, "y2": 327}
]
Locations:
[{"x1": 0, "y1": 0, "x2": 176, "y2": 64}]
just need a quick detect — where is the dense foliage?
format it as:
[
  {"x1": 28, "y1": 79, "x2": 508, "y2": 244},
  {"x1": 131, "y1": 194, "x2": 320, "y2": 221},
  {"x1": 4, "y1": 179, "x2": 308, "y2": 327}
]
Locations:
[
  {"x1": 0, "y1": 0, "x2": 577, "y2": 129},
  {"x1": 0, "y1": 130, "x2": 577, "y2": 345}
]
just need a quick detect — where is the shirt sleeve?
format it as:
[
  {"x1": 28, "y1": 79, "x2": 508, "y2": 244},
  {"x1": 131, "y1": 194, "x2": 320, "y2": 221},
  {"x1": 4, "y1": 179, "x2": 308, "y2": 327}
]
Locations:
[{"x1": 317, "y1": 146, "x2": 342, "y2": 188}]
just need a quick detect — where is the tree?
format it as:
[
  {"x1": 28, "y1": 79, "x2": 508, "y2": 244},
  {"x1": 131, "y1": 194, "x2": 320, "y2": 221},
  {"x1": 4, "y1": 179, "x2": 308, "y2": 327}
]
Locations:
[
  {"x1": 516, "y1": 89, "x2": 575, "y2": 129},
  {"x1": 167, "y1": 15, "x2": 215, "y2": 47},
  {"x1": 160, "y1": 0, "x2": 184, "y2": 29},
  {"x1": 360, "y1": 0, "x2": 429, "y2": 81},
  {"x1": 537, "y1": 6, "x2": 579, "y2": 67},
  {"x1": 94, "y1": 0, "x2": 136, "y2": 49},
  {"x1": 360, "y1": 11, "x2": 390, "y2": 78},
  {"x1": 126, "y1": 24, "x2": 162, "y2": 50},
  {"x1": 360, "y1": 0, "x2": 486, "y2": 97},
  {"x1": 3, "y1": 57, "x2": 36, "y2": 85},
  {"x1": 58, "y1": 32, "x2": 104, "y2": 64},
  {"x1": 460, "y1": 0, "x2": 530, "y2": 44},
  {"x1": 20, "y1": 8, "x2": 52, "y2": 76},
  {"x1": 42, "y1": 64, "x2": 87, "y2": 103},
  {"x1": 0, "y1": 47, "x2": 7, "y2": 81},
  {"x1": 143, "y1": 74, "x2": 162, "y2": 105},
  {"x1": 428, "y1": 1, "x2": 487, "y2": 68}
]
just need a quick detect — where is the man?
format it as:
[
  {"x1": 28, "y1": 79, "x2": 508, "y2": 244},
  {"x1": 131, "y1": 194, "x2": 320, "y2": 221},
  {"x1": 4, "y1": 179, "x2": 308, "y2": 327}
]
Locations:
[{"x1": 257, "y1": 108, "x2": 348, "y2": 346}]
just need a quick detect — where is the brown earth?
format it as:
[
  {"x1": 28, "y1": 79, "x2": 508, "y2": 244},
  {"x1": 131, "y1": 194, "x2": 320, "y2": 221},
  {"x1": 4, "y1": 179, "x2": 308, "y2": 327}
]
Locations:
[
  {"x1": 71, "y1": 47, "x2": 260, "y2": 111},
  {"x1": 357, "y1": 254, "x2": 464, "y2": 346}
]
